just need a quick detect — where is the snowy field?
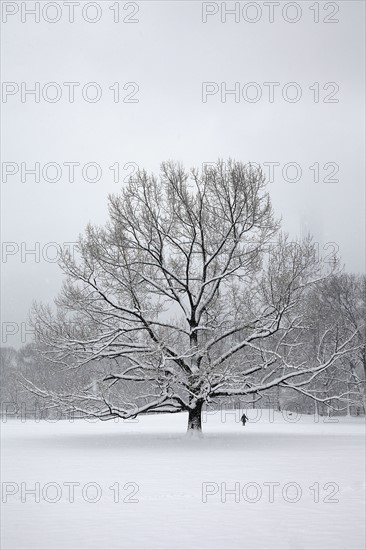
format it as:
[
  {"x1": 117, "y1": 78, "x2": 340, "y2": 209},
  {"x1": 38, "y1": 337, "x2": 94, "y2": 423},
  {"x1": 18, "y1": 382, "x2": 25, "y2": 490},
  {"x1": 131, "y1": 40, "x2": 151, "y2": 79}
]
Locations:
[{"x1": 1, "y1": 410, "x2": 365, "y2": 550}]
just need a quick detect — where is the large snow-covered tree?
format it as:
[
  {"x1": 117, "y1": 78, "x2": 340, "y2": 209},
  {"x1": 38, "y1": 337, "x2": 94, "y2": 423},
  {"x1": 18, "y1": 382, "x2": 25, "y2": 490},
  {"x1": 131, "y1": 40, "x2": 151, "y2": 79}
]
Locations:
[{"x1": 27, "y1": 160, "x2": 360, "y2": 432}]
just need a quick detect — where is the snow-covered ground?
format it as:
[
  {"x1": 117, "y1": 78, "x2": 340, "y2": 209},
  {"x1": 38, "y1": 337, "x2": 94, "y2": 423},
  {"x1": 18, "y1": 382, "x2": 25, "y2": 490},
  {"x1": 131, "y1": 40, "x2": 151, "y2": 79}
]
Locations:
[{"x1": 1, "y1": 410, "x2": 365, "y2": 549}]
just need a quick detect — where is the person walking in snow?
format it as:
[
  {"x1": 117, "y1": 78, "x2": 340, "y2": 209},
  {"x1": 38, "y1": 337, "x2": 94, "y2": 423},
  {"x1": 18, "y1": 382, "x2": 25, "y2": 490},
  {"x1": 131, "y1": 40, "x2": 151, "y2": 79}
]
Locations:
[{"x1": 241, "y1": 412, "x2": 248, "y2": 426}]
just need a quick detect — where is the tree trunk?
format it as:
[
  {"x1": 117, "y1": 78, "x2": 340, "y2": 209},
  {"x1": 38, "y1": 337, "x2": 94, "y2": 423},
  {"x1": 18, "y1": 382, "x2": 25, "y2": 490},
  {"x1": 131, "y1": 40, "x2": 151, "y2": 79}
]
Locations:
[
  {"x1": 276, "y1": 385, "x2": 281, "y2": 412},
  {"x1": 187, "y1": 400, "x2": 203, "y2": 433},
  {"x1": 347, "y1": 383, "x2": 352, "y2": 416}
]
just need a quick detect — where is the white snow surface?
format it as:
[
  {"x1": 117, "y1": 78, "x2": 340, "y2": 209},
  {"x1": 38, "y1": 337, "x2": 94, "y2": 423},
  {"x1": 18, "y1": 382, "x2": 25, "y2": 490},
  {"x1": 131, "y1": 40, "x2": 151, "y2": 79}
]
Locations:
[{"x1": 1, "y1": 410, "x2": 365, "y2": 549}]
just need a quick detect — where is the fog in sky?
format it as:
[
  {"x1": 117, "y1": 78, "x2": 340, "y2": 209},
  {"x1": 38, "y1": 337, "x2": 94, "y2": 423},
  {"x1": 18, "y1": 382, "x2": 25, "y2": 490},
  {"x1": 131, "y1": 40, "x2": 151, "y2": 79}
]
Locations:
[{"x1": 1, "y1": 0, "x2": 365, "y2": 347}]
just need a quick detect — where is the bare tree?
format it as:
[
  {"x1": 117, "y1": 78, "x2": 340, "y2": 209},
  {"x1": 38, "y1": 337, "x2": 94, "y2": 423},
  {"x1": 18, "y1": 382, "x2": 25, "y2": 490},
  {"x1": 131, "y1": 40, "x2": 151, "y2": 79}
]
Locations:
[
  {"x1": 1, "y1": 347, "x2": 19, "y2": 413},
  {"x1": 26, "y1": 161, "x2": 361, "y2": 433},
  {"x1": 303, "y1": 273, "x2": 366, "y2": 414}
]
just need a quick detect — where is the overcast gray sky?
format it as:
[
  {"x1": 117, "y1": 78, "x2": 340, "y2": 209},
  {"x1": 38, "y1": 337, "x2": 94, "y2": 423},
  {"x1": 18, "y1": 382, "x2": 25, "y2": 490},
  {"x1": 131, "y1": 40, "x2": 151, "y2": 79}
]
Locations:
[{"x1": 1, "y1": 0, "x2": 365, "y2": 347}]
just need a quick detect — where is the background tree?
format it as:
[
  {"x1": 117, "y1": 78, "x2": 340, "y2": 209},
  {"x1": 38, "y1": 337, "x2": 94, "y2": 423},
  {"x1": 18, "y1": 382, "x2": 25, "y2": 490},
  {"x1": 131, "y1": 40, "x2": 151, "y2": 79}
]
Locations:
[
  {"x1": 26, "y1": 161, "x2": 361, "y2": 433},
  {"x1": 1, "y1": 347, "x2": 19, "y2": 414},
  {"x1": 302, "y1": 273, "x2": 366, "y2": 415},
  {"x1": 1, "y1": 344, "x2": 95, "y2": 420}
]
